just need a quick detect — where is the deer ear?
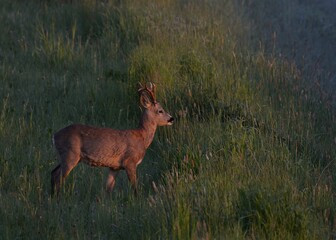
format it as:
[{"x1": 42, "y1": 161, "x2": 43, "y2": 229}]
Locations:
[{"x1": 140, "y1": 91, "x2": 153, "y2": 109}]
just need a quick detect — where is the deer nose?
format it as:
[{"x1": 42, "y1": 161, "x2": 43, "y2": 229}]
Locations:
[{"x1": 168, "y1": 117, "x2": 174, "y2": 124}]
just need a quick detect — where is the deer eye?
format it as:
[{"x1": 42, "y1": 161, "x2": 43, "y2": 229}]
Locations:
[{"x1": 158, "y1": 110, "x2": 164, "y2": 114}]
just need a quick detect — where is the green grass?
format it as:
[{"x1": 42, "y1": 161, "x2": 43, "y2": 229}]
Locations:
[{"x1": 0, "y1": 0, "x2": 335, "y2": 239}]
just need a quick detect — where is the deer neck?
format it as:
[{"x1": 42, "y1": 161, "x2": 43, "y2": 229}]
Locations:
[{"x1": 139, "y1": 110, "x2": 157, "y2": 149}]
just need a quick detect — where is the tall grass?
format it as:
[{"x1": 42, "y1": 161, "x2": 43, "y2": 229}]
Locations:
[{"x1": 0, "y1": 0, "x2": 335, "y2": 239}]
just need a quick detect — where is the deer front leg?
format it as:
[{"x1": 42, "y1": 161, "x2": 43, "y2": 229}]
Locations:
[
  {"x1": 125, "y1": 165, "x2": 138, "y2": 195},
  {"x1": 106, "y1": 169, "x2": 119, "y2": 192}
]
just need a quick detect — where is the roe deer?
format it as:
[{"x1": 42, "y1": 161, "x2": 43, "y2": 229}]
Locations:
[{"x1": 51, "y1": 82, "x2": 174, "y2": 195}]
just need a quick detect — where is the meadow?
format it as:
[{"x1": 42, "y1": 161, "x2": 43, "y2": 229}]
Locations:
[{"x1": 0, "y1": 0, "x2": 335, "y2": 239}]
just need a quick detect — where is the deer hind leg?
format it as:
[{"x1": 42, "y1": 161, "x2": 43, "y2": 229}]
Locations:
[
  {"x1": 106, "y1": 169, "x2": 119, "y2": 193},
  {"x1": 51, "y1": 150, "x2": 81, "y2": 196},
  {"x1": 51, "y1": 164, "x2": 61, "y2": 196}
]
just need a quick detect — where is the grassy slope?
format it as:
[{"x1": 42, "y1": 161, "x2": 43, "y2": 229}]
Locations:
[
  {"x1": 0, "y1": 0, "x2": 335, "y2": 239},
  {"x1": 245, "y1": 0, "x2": 336, "y2": 104}
]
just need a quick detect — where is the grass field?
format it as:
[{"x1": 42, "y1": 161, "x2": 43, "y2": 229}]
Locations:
[{"x1": 0, "y1": 0, "x2": 335, "y2": 239}]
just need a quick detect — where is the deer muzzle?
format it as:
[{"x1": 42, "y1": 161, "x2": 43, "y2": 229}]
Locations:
[{"x1": 168, "y1": 117, "x2": 174, "y2": 125}]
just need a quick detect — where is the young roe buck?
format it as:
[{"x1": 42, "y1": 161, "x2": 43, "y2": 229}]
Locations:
[{"x1": 51, "y1": 82, "x2": 174, "y2": 195}]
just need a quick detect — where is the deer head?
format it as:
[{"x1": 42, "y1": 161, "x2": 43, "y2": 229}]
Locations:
[{"x1": 138, "y1": 82, "x2": 174, "y2": 126}]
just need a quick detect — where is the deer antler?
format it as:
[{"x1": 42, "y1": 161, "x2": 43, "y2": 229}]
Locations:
[{"x1": 138, "y1": 82, "x2": 157, "y2": 104}]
